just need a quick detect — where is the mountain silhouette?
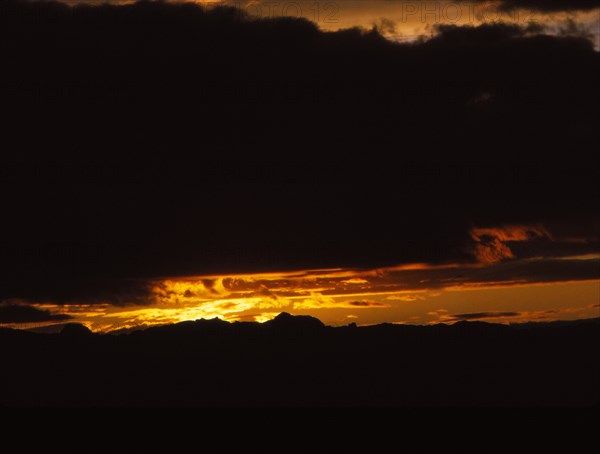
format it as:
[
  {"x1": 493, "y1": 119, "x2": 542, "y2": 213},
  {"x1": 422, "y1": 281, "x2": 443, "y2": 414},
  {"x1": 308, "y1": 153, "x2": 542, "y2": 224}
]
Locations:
[
  {"x1": 60, "y1": 323, "x2": 94, "y2": 338},
  {"x1": 0, "y1": 314, "x2": 597, "y2": 406},
  {"x1": 265, "y1": 312, "x2": 325, "y2": 336}
]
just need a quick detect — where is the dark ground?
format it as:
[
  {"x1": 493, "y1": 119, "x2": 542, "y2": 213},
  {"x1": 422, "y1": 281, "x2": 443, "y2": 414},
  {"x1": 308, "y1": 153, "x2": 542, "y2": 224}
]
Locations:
[{"x1": 2, "y1": 313, "x2": 597, "y2": 407}]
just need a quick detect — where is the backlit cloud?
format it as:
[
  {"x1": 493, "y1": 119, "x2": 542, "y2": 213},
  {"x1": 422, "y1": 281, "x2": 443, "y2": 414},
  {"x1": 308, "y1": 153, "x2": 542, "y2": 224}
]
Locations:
[
  {"x1": 470, "y1": 225, "x2": 552, "y2": 264},
  {"x1": 1, "y1": 1, "x2": 598, "y2": 333}
]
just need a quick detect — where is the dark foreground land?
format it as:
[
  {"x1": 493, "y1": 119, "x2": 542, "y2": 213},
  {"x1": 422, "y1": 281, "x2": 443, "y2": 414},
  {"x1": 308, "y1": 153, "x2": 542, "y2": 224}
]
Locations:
[{"x1": 1, "y1": 314, "x2": 597, "y2": 407}]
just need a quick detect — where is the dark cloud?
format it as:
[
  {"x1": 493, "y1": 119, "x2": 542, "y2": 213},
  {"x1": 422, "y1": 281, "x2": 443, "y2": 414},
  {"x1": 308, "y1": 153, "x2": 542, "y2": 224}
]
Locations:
[
  {"x1": 377, "y1": 256, "x2": 600, "y2": 292},
  {"x1": 426, "y1": 22, "x2": 540, "y2": 45},
  {"x1": 0, "y1": 0, "x2": 598, "y2": 306},
  {"x1": 497, "y1": 1, "x2": 599, "y2": 12},
  {"x1": 0, "y1": 304, "x2": 72, "y2": 324},
  {"x1": 251, "y1": 285, "x2": 280, "y2": 299},
  {"x1": 201, "y1": 280, "x2": 221, "y2": 294},
  {"x1": 348, "y1": 300, "x2": 386, "y2": 307},
  {"x1": 463, "y1": 256, "x2": 600, "y2": 286},
  {"x1": 449, "y1": 312, "x2": 521, "y2": 321},
  {"x1": 0, "y1": 278, "x2": 156, "y2": 306}
]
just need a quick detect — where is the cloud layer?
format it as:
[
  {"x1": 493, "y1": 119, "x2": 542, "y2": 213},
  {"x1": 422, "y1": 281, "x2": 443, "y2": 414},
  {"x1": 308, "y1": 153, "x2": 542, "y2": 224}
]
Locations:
[
  {"x1": 497, "y1": 0, "x2": 599, "y2": 12},
  {"x1": 0, "y1": 304, "x2": 72, "y2": 324},
  {"x1": 0, "y1": 1, "x2": 598, "y2": 329}
]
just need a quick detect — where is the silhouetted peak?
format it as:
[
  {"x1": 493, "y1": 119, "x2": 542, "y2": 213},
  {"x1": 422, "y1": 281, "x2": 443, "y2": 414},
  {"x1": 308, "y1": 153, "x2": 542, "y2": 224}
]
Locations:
[
  {"x1": 194, "y1": 317, "x2": 229, "y2": 326},
  {"x1": 60, "y1": 323, "x2": 93, "y2": 337},
  {"x1": 453, "y1": 320, "x2": 488, "y2": 328},
  {"x1": 268, "y1": 312, "x2": 325, "y2": 330},
  {"x1": 273, "y1": 312, "x2": 293, "y2": 321},
  {"x1": 138, "y1": 317, "x2": 231, "y2": 337},
  {"x1": 451, "y1": 320, "x2": 511, "y2": 335}
]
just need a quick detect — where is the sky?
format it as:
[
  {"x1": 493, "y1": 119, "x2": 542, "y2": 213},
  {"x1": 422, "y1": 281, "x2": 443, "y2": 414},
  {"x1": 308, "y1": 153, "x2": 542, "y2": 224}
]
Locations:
[
  {"x1": 222, "y1": 0, "x2": 600, "y2": 47},
  {"x1": 1, "y1": 0, "x2": 598, "y2": 333},
  {"x1": 2, "y1": 223, "x2": 598, "y2": 332},
  {"x1": 56, "y1": 0, "x2": 600, "y2": 47}
]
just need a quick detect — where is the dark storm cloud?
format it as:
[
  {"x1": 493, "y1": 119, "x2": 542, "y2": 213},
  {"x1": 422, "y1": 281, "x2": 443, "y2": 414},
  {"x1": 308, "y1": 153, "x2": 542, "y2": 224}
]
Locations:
[
  {"x1": 1, "y1": 0, "x2": 598, "y2": 306},
  {"x1": 448, "y1": 312, "x2": 521, "y2": 321},
  {"x1": 0, "y1": 304, "x2": 72, "y2": 324}
]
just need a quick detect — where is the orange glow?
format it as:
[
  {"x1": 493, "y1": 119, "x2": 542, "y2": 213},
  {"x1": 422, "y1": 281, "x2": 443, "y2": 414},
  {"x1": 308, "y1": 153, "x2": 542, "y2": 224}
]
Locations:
[
  {"x1": 470, "y1": 225, "x2": 552, "y2": 242},
  {"x1": 52, "y1": 1, "x2": 600, "y2": 49},
  {"x1": 2, "y1": 222, "x2": 597, "y2": 332},
  {"x1": 381, "y1": 262, "x2": 465, "y2": 271},
  {"x1": 469, "y1": 224, "x2": 552, "y2": 264},
  {"x1": 7, "y1": 264, "x2": 595, "y2": 332}
]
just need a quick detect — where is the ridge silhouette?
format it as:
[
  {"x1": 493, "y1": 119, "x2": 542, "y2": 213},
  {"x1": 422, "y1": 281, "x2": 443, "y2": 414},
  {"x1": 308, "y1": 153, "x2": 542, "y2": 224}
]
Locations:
[{"x1": 1, "y1": 314, "x2": 597, "y2": 406}]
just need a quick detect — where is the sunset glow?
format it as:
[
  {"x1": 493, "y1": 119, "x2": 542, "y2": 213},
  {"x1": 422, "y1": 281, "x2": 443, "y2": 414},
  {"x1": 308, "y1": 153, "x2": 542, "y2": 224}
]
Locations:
[
  {"x1": 5, "y1": 247, "x2": 597, "y2": 332},
  {"x1": 1, "y1": 1, "x2": 598, "y2": 333},
  {"x1": 48, "y1": 0, "x2": 600, "y2": 47}
]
